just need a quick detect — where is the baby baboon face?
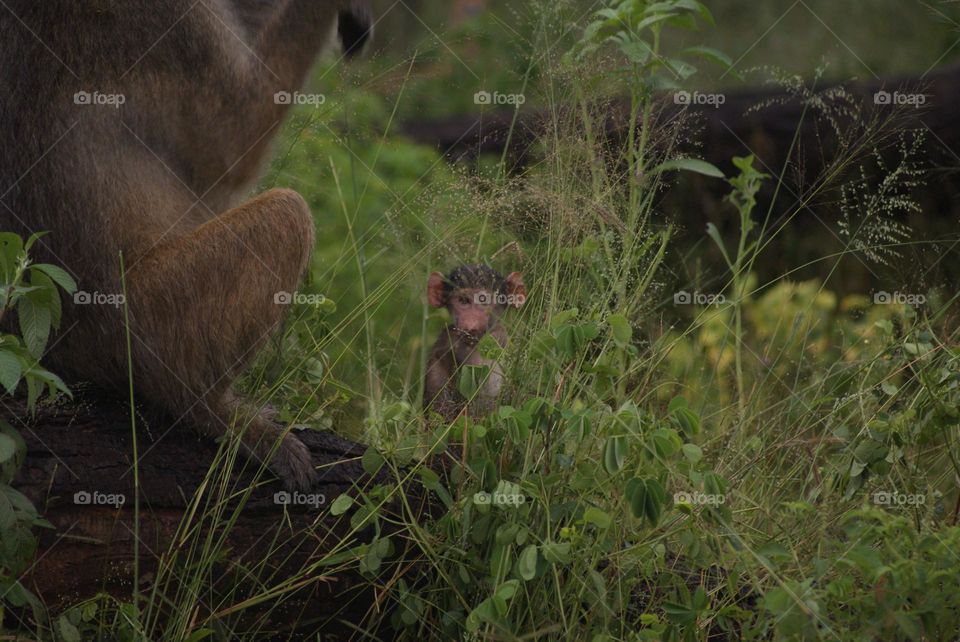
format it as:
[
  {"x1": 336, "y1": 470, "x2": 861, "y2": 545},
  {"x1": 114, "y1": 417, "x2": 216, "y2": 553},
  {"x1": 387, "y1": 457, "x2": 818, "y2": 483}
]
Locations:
[{"x1": 427, "y1": 265, "x2": 525, "y2": 340}]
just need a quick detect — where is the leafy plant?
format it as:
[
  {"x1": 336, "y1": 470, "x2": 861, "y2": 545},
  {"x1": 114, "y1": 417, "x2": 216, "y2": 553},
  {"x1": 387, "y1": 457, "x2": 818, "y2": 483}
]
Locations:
[
  {"x1": 705, "y1": 155, "x2": 769, "y2": 417},
  {"x1": 0, "y1": 232, "x2": 75, "y2": 405},
  {"x1": 0, "y1": 231, "x2": 75, "y2": 628}
]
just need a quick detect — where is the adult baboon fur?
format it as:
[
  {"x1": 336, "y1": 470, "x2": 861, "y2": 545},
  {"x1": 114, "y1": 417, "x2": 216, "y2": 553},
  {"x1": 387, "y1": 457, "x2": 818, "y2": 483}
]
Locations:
[{"x1": 0, "y1": 1, "x2": 372, "y2": 490}]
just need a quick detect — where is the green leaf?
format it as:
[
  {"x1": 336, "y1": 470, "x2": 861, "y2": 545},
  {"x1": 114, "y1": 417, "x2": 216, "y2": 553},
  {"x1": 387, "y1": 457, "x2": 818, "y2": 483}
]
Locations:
[
  {"x1": 603, "y1": 435, "x2": 626, "y2": 474},
  {"x1": 655, "y1": 157, "x2": 724, "y2": 178},
  {"x1": 625, "y1": 477, "x2": 645, "y2": 519},
  {"x1": 465, "y1": 598, "x2": 496, "y2": 632},
  {"x1": 56, "y1": 615, "x2": 82, "y2": 642},
  {"x1": 0, "y1": 432, "x2": 16, "y2": 463},
  {"x1": 541, "y1": 542, "x2": 571, "y2": 565},
  {"x1": 663, "y1": 601, "x2": 697, "y2": 625},
  {"x1": 23, "y1": 231, "x2": 47, "y2": 252},
  {"x1": 608, "y1": 313, "x2": 632, "y2": 347},
  {"x1": 18, "y1": 295, "x2": 51, "y2": 358},
  {"x1": 681, "y1": 443, "x2": 703, "y2": 463},
  {"x1": 549, "y1": 308, "x2": 579, "y2": 329},
  {"x1": 583, "y1": 506, "x2": 612, "y2": 529},
  {"x1": 662, "y1": 57, "x2": 697, "y2": 79},
  {"x1": 616, "y1": 38, "x2": 653, "y2": 64},
  {"x1": 517, "y1": 545, "x2": 538, "y2": 581},
  {"x1": 361, "y1": 447, "x2": 384, "y2": 475},
  {"x1": 647, "y1": 428, "x2": 681, "y2": 458},
  {"x1": 893, "y1": 611, "x2": 922, "y2": 640},
  {"x1": 705, "y1": 222, "x2": 733, "y2": 269},
  {"x1": 495, "y1": 579, "x2": 520, "y2": 602},
  {"x1": 626, "y1": 477, "x2": 665, "y2": 525},
  {"x1": 330, "y1": 493, "x2": 354, "y2": 516},
  {"x1": 458, "y1": 364, "x2": 490, "y2": 400},
  {"x1": 672, "y1": 406, "x2": 700, "y2": 436},
  {"x1": 692, "y1": 586, "x2": 709, "y2": 611},
  {"x1": 30, "y1": 263, "x2": 77, "y2": 294},
  {"x1": 0, "y1": 349, "x2": 22, "y2": 394},
  {"x1": 680, "y1": 45, "x2": 738, "y2": 76}
]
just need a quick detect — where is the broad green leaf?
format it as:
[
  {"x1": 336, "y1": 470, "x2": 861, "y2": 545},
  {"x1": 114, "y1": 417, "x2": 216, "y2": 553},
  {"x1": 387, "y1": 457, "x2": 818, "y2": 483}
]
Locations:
[
  {"x1": 31, "y1": 263, "x2": 77, "y2": 293},
  {"x1": 495, "y1": 579, "x2": 520, "y2": 602},
  {"x1": 681, "y1": 443, "x2": 703, "y2": 463},
  {"x1": 583, "y1": 506, "x2": 612, "y2": 529},
  {"x1": 458, "y1": 364, "x2": 490, "y2": 400},
  {"x1": 549, "y1": 308, "x2": 579, "y2": 329},
  {"x1": 680, "y1": 45, "x2": 737, "y2": 75},
  {"x1": 0, "y1": 432, "x2": 16, "y2": 463},
  {"x1": 517, "y1": 545, "x2": 538, "y2": 581},
  {"x1": 361, "y1": 447, "x2": 384, "y2": 475},
  {"x1": 663, "y1": 601, "x2": 697, "y2": 625},
  {"x1": 672, "y1": 406, "x2": 700, "y2": 436},
  {"x1": 692, "y1": 586, "x2": 709, "y2": 611},
  {"x1": 625, "y1": 477, "x2": 665, "y2": 525},
  {"x1": 603, "y1": 435, "x2": 626, "y2": 474},
  {"x1": 541, "y1": 542, "x2": 571, "y2": 564},
  {"x1": 0, "y1": 349, "x2": 22, "y2": 394},
  {"x1": 608, "y1": 313, "x2": 632, "y2": 347},
  {"x1": 18, "y1": 296, "x2": 51, "y2": 358},
  {"x1": 56, "y1": 616, "x2": 82, "y2": 642},
  {"x1": 330, "y1": 493, "x2": 354, "y2": 516}
]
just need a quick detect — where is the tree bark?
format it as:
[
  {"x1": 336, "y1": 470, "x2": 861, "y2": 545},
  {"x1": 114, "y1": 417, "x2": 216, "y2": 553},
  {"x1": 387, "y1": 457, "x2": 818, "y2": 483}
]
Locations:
[{"x1": 5, "y1": 390, "x2": 422, "y2": 639}]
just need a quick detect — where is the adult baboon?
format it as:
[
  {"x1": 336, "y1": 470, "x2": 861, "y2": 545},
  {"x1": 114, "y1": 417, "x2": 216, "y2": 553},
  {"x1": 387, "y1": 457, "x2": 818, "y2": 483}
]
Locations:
[{"x1": 0, "y1": 1, "x2": 372, "y2": 490}]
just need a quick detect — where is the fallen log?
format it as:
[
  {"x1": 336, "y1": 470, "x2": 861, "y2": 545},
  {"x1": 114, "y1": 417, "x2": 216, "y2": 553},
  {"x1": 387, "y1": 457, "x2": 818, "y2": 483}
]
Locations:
[
  {"x1": 399, "y1": 63, "x2": 958, "y2": 178},
  {"x1": 399, "y1": 64, "x2": 960, "y2": 291},
  {"x1": 3, "y1": 389, "x2": 425, "y2": 639}
]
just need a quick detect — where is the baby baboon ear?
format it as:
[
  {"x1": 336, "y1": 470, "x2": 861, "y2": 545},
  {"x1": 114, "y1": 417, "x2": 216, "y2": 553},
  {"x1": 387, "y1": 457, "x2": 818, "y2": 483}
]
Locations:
[
  {"x1": 427, "y1": 271, "x2": 447, "y2": 307},
  {"x1": 506, "y1": 272, "x2": 526, "y2": 308}
]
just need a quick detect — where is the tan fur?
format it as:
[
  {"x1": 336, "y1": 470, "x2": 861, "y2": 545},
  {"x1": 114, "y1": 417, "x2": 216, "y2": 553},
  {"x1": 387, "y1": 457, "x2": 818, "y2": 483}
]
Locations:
[{"x1": 0, "y1": 1, "x2": 372, "y2": 490}]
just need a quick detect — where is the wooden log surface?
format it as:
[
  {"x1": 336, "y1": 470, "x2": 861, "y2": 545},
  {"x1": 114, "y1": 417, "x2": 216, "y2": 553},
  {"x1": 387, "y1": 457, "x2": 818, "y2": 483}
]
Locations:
[
  {"x1": 399, "y1": 63, "x2": 960, "y2": 179},
  {"x1": 3, "y1": 390, "x2": 421, "y2": 639}
]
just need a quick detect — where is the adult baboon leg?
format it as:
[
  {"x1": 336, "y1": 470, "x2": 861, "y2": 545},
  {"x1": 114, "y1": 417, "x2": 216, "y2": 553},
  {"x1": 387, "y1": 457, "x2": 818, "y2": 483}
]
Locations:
[{"x1": 126, "y1": 188, "x2": 318, "y2": 490}]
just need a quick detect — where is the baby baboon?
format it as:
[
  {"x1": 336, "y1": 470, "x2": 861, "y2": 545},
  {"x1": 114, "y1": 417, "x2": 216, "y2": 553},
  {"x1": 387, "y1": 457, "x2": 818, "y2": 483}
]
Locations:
[
  {"x1": 0, "y1": 1, "x2": 372, "y2": 490},
  {"x1": 424, "y1": 265, "x2": 526, "y2": 421}
]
